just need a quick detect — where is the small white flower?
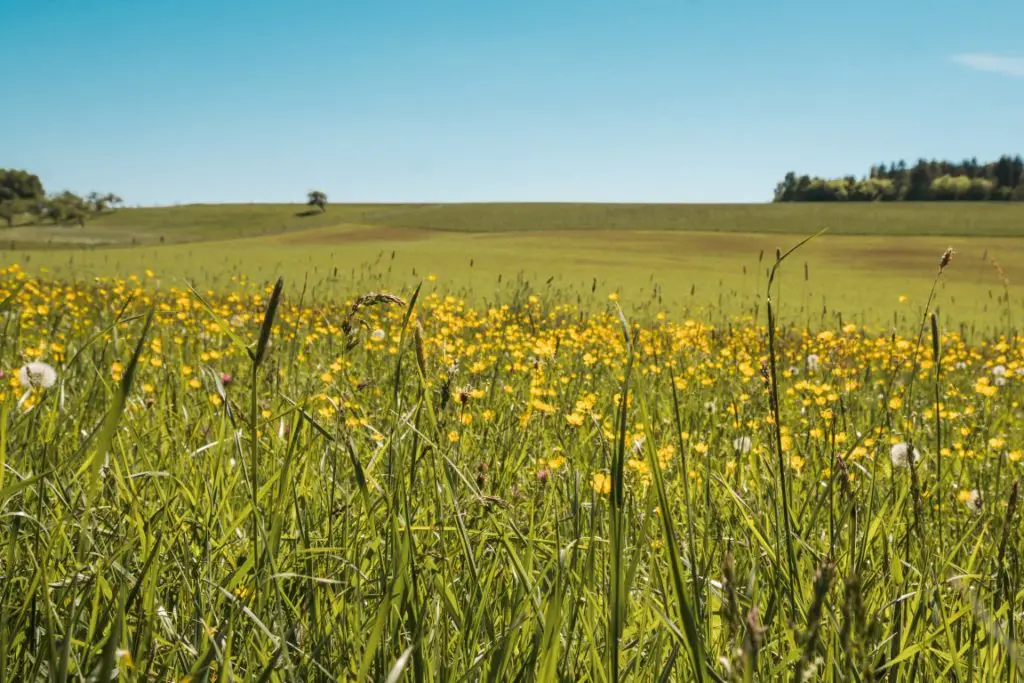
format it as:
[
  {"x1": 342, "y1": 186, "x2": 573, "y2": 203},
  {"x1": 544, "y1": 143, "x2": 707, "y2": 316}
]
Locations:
[
  {"x1": 995, "y1": 376, "x2": 1007, "y2": 387},
  {"x1": 806, "y1": 354, "x2": 820, "y2": 372},
  {"x1": 992, "y1": 364, "x2": 1007, "y2": 377},
  {"x1": 890, "y1": 442, "x2": 921, "y2": 468},
  {"x1": 704, "y1": 400, "x2": 717, "y2": 414},
  {"x1": 733, "y1": 436, "x2": 752, "y2": 454},
  {"x1": 371, "y1": 328, "x2": 386, "y2": 342},
  {"x1": 18, "y1": 361, "x2": 57, "y2": 389},
  {"x1": 964, "y1": 489, "x2": 982, "y2": 513},
  {"x1": 632, "y1": 435, "x2": 646, "y2": 454},
  {"x1": 955, "y1": 361, "x2": 967, "y2": 370}
]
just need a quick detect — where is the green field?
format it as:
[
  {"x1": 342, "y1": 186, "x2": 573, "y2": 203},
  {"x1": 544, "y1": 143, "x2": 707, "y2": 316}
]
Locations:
[
  {"x1": 3, "y1": 202, "x2": 1024, "y2": 680},
  {"x1": 2, "y1": 202, "x2": 1024, "y2": 329}
]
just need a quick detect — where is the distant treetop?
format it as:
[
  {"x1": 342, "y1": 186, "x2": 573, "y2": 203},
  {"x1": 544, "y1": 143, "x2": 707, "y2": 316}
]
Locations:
[
  {"x1": 774, "y1": 155, "x2": 1024, "y2": 202},
  {"x1": 0, "y1": 168, "x2": 122, "y2": 228}
]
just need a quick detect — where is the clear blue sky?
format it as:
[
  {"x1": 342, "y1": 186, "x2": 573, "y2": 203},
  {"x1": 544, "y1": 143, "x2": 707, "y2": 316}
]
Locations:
[{"x1": 2, "y1": 0, "x2": 1022, "y2": 205}]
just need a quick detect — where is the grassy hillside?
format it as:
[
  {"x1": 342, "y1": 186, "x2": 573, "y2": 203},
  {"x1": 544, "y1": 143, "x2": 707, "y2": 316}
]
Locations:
[
  {"x1": 2, "y1": 202, "x2": 1023, "y2": 250},
  {"x1": 358, "y1": 202, "x2": 1024, "y2": 236},
  {"x1": 2, "y1": 201, "x2": 1023, "y2": 327},
  {"x1": 0, "y1": 203, "x2": 413, "y2": 249}
]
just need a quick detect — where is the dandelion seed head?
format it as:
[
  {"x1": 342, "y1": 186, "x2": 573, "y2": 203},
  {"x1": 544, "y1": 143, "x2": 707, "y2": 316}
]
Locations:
[
  {"x1": 889, "y1": 442, "x2": 921, "y2": 469},
  {"x1": 18, "y1": 361, "x2": 57, "y2": 389}
]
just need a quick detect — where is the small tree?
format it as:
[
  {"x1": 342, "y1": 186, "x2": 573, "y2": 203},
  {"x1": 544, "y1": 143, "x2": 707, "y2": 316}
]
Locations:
[
  {"x1": 46, "y1": 191, "x2": 88, "y2": 225},
  {"x1": 87, "y1": 191, "x2": 108, "y2": 213},
  {"x1": 45, "y1": 200, "x2": 66, "y2": 225},
  {"x1": 66, "y1": 205, "x2": 89, "y2": 228},
  {"x1": 0, "y1": 200, "x2": 24, "y2": 228},
  {"x1": 307, "y1": 190, "x2": 328, "y2": 213}
]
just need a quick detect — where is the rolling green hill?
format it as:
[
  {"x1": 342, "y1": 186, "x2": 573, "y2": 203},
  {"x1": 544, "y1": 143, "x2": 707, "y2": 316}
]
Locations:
[
  {"x1": 356, "y1": 201, "x2": 1024, "y2": 236},
  {"x1": 2, "y1": 201, "x2": 1023, "y2": 251},
  {"x1": 2, "y1": 201, "x2": 1023, "y2": 328}
]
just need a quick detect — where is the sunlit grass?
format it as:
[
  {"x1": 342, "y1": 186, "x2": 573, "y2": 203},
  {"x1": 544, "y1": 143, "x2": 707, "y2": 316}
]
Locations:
[{"x1": 0, "y1": 249, "x2": 1021, "y2": 680}]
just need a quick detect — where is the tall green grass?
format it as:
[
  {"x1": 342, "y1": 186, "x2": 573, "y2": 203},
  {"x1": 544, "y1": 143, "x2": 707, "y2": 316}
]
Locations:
[{"x1": 0, "y1": 253, "x2": 1020, "y2": 681}]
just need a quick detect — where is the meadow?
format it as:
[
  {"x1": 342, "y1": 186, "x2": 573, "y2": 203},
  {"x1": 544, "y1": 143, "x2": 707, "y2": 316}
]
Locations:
[
  {"x1": 0, "y1": 205, "x2": 1023, "y2": 681},
  {"x1": 4, "y1": 202, "x2": 1024, "y2": 330}
]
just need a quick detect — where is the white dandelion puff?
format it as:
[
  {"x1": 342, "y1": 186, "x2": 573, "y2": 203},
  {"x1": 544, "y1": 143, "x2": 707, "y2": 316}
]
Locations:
[
  {"x1": 890, "y1": 442, "x2": 921, "y2": 468},
  {"x1": 371, "y1": 328, "x2": 386, "y2": 342},
  {"x1": 806, "y1": 354, "x2": 820, "y2": 372},
  {"x1": 992, "y1": 364, "x2": 1007, "y2": 377},
  {"x1": 18, "y1": 361, "x2": 57, "y2": 389}
]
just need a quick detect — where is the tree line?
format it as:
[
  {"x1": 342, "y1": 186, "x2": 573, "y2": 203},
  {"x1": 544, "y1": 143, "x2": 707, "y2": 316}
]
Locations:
[
  {"x1": 774, "y1": 155, "x2": 1024, "y2": 202},
  {"x1": 0, "y1": 169, "x2": 122, "y2": 228}
]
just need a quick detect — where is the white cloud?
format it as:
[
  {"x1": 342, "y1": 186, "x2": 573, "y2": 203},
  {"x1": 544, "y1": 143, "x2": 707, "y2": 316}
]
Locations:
[{"x1": 951, "y1": 53, "x2": 1024, "y2": 78}]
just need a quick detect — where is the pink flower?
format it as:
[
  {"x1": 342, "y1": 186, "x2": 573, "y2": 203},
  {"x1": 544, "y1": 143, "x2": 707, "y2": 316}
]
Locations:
[
  {"x1": 220, "y1": 372, "x2": 233, "y2": 386},
  {"x1": 537, "y1": 469, "x2": 550, "y2": 484}
]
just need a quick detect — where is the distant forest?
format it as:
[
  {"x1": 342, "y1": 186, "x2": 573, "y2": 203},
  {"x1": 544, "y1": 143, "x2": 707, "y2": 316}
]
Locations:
[{"x1": 774, "y1": 155, "x2": 1024, "y2": 202}]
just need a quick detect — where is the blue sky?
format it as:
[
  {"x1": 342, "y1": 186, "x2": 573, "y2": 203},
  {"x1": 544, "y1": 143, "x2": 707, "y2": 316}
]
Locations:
[{"x1": 2, "y1": 0, "x2": 1022, "y2": 205}]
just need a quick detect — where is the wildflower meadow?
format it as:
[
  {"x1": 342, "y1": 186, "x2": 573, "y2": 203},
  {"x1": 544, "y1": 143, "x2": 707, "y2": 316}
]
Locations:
[{"x1": 0, "y1": 245, "x2": 1021, "y2": 682}]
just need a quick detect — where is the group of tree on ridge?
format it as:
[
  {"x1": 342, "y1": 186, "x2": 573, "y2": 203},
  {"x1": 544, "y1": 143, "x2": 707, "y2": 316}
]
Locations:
[
  {"x1": 774, "y1": 155, "x2": 1024, "y2": 202},
  {"x1": 0, "y1": 169, "x2": 122, "y2": 228}
]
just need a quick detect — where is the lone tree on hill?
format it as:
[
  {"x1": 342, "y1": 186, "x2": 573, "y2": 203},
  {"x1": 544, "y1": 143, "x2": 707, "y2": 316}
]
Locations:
[{"x1": 307, "y1": 190, "x2": 328, "y2": 213}]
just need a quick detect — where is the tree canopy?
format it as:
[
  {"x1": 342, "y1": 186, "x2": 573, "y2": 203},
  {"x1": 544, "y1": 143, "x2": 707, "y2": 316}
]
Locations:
[
  {"x1": 0, "y1": 169, "x2": 45, "y2": 203},
  {"x1": 774, "y1": 155, "x2": 1024, "y2": 202},
  {"x1": 307, "y1": 190, "x2": 328, "y2": 212},
  {"x1": 0, "y1": 168, "x2": 121, "y2": 228}
]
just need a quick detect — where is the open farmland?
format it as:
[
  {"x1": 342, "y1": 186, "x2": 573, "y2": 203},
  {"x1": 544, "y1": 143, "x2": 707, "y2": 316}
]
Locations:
[{"x1": 3, "y1": 202, "x2": 1024, "y2": 330}]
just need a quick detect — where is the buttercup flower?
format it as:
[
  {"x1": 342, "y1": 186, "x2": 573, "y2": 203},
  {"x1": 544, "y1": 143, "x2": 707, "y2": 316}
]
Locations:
[{"x1": 958, "y1": 488, "x2": 982, "y2": 512}]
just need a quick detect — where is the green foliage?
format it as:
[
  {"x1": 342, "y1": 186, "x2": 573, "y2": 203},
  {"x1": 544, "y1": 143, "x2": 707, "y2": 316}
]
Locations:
[
  {"x1": 0, "y1": 169, "x2": 44, "y2": 203},
  {"x1": 776, "y1": 155, "x2": 1024, "y2": 202},
  {"x1": 307, "y1": 190, "x2": 328, "y2": 212},
  {"x1": 0, "y1": 170, "x2": 121, "y2": 229},
  {"x1": 0, "y1": 200, "x2": 28, "y2": 228}
]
